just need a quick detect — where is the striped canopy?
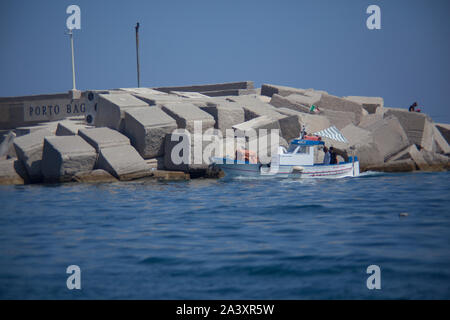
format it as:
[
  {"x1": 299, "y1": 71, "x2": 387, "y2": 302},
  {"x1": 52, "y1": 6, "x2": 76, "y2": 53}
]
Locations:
[{"x1": 313, "y1": 126, "x2": 349, "y2": 143}]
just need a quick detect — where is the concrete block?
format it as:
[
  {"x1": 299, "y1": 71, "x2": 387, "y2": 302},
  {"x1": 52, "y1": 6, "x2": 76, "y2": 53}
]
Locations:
[
  {"x1": 41, "y1": 136, "x2": 97, "y2": 182},
  {"x1": 227, "y1": 95, "x2": 284, "y2": 121},
  {"x1": 170, "y1": 91, "x2": 211, "y2": 99},
  {"x1": 56, "y1": 120, "x2": 92, "y2": 136},
  {"x1": 432, "y1": 124, "x2": 450, "y2": 155},
  {"x1": 232, "y1": 116, "x2": 280, "y2": 138},
  {"x1": 94, "y1": 93, "x2": 149, "y2": 130},
  {"x1": 320, "y1": 109, "x2": 357, "y2": 129},
  {"x1": 161, "y1": 103, "x2": 215, "y2": 133},
  {"x1": 388, "y1": 144, "x2": 436, "y2": 171},
  {"x1": 261, "y1": 84, "x2": 310, "y2": 97},
  {"x1": 119, "y1": 87, "x2": 168, "y2": 96},
  {"x1": 389, "y1": 145, "x2": 450, "y2": 171},
  {"x1": 155, "y1": 81, "x2": 254, "y2": 94},
  {"x1": 72, "y1": 169, "x2": 118, "y2": 183},
  {"x1": 84, "y1": 90, "x2": 124, "y2": 125},
  {"x1": 383, "y1": 108, "x2": 431, "y2": 147},
  {"x1": 97, "y1": 144, "x2": 151, "y2": 181},
  {"x1": 317, "y1": 94, "x2": 365, "y2": 123},
  {"x1": 79, "y1": 127, "x2": 130, "y2": 152},
  {"x1": 269, "y1": 94, "x2": 312, "y2": 113},
  {"x1": 359, "y1": 114, "x2": 410, "y2": 161},
  {"x1": 0, "y1": 159, "x2": 27, "y2": 185},
  {"x1": 436, "y1": 123, "x2": 450, "y2": 145},
  {"x1": 278, "y1": 115, "x2": 302, "y2": 142},
  {"x1": 0, "y1": 131, "x2": 16, "y2": 158},
  {"x1": 123, "y1": 107, "x2": 177, "y2": 159},
  {"x1": 420, "y1": 149, "x2": 450, "y2": 171},
  {"x1": 130, "y1": 92, "x2": 184, "y2": 106},
  {"x1": 200, "y1": 89, "x2": 257, "y2": 97},
  {"x1": 13, "y1": 129, "x2": 54, "y2": 182},
  {"x1": 340, "y1": 124, "x2": 384, "y2": 169},
  {"x1": 277, "y1": 108, "x2": 331, "y2": 134},
  {"x1": 199, "y1": 102, "x2": 245, "y2": 130},
  {"x1": 15, "y1": 121, "x2": 60, "y2": 136},
  {"x1": 344, "y1": 96, "x2": 384, "y2": 114}
]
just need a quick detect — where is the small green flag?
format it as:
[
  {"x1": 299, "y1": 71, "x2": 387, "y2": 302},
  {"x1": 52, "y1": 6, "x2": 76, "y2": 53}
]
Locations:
[{"x1": 310, "y1": 105, "x2": 316, "y2": 112}]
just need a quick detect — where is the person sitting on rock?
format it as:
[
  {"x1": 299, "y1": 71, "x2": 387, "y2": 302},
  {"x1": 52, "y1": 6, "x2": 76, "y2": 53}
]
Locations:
[
  {"x1": 323, "y1": 146, "x2": 331, "y2": 165},
  {"x1": 329, "y1": 147, "x2": 338, "y2": 165},
  {"x1": 409, "y1": 102, "x2": 421, "y2": 112}
]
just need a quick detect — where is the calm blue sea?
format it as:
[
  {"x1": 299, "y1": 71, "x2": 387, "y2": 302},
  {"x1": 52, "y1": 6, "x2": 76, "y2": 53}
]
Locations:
[{"x1": 0, "y1": 171, "x2": 449, "y2": 299}]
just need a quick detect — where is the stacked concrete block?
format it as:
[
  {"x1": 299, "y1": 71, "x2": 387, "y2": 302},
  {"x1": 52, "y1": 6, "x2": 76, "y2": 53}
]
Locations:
[
  {"x1": 269, "y1": 94, "x2": 312, "y2": 113},
  {"x1": 432, "y1": 124, "x2": 450, "y2": 155},
  {"x1": 170, "y1": 91, "x2": 210, "y2": 99},
  {"x1": 15, "y1": 121, "x2": 60, "y2": 136},
  {"x1": 94, "y1": 93, "x2": 149, "y2": 130},
  {"x1": 391, "y1": 144, "x2": 430, "y2": 170},
  {"x1": 420, "y1": 149, "x2": 450, "y2": 170},
  {"x1": 0, "y1": 131, "x2": 16, "y2": 158},
  {"x1": 387, "y1": 144, "x2": 450, "y2": 171},
  {"x1": 344, "y1": 96, "x2": 384, "y2": 114},
  {"x1": 130, "y1": 92, "x2": 183, "y2": 106},
  {"x1": 123, "y1": 107, "x2": 177, "y2": 159},
  {"x1": 278, "y1": 115, "x2": 302, "y2": 142},
  {"x1": 13, "y1": 129, "x2": 54, "y2": 182},
  {"x1": 161, "y1": 103, "x2": 215, "y2": 133},
  {"x1": 228, "y1": 95, "x2": 285, "y2": 121},
  {"x1": 97, "y1": 144, "x2": 151, "y2": 181},
  {"x1": 359, "y1": 115, "x2": 410, "y2": 161},
  {"x1": 232, "y1": 116, "x2": 281, "y2": 138},
  {"x1": 340, "y1": 124, "x2": 384, "y2": 170},
  {"x1": 119, "y1": 87, "x2": 168, "y2": 96},
  {"x1": 436, "y1": 123, "x2": 450, "y2": 144},
  {"x1": 261, "y1": 84, "x2": 309, "y2": 97},
  {"x1": 84, "y1": 90, "x2": 125, "y2": 125},
  {"x1": 78, "y1": 127, "x2": 130, "y2": 152},
  {"x1": 383, "y1": 108, "x2": 431, "y2": 147},
  {"x1": 200, "y1": 89, "x2": 257, "y2": 97},
  {"x1": 0, "y1": 159, "x2": 27, "y2": 185},
  {"x1": 41, "y1": 136, "x2": 97, "y2": 182},
  {"x1": 316, "y1": 94, "x2": 365, "y2": 123},
  {"x1": 155, "y1": 81, "x2": 254, "y2": 94},
  {"x1": 55, "y1": 120, "x2": 92, "y2": 136},
  {"x1": 199, "y1": 101, "x2": 245, "y2": 131},
  {"x1": 276, "y1": 107, "x2": 331, "y2": 134},
  {"x1": 320, "y1": 109, "x2": 357, "y2": 129}
]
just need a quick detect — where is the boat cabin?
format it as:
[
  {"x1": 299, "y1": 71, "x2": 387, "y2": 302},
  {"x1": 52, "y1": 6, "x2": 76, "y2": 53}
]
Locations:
[{"x1": 278, "y1": 139, "x2": 324, "y2": 166}]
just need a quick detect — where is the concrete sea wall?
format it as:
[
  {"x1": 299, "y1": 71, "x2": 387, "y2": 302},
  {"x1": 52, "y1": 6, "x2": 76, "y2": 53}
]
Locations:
[{"x1": 1, "y1": 82, "x2": 449, "y2": 185}]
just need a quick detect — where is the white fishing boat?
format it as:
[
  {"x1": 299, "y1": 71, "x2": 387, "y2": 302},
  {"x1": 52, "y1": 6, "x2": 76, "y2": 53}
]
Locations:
[{"x1": 211, "y1": 126, "x2": 360, "y2": 179}]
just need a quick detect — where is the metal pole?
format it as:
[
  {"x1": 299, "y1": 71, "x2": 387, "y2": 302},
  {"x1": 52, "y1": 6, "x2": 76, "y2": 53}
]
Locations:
[
  {"x1": 135, "y1": 22, "x2": 140, "y2": 88},
  {"x1": 69, "y1": 29, "x2": 76, "y2": 90}
]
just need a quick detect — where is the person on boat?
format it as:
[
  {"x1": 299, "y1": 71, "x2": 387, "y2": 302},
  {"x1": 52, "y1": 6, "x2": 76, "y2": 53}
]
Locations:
[
  {"x1": 329, "y1": 147, "x2": 338, "y2": 165},
  {"x1": 323, "y1": 147, "x2": 331, "y2": 165}
]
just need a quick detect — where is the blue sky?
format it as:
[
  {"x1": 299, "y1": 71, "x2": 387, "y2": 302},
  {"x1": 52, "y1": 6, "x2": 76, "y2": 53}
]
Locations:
[{"x1": 1, "y1": 0, "x2": 449, "y2": 123}]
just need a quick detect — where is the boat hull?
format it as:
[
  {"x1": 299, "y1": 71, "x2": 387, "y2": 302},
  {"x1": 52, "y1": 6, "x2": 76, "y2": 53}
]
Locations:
[{"x1": 212, "y1": 158, "x2": 360, "y2": 179}]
